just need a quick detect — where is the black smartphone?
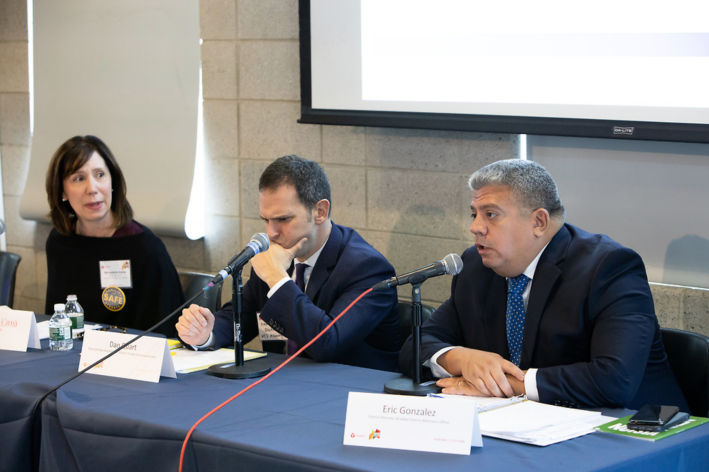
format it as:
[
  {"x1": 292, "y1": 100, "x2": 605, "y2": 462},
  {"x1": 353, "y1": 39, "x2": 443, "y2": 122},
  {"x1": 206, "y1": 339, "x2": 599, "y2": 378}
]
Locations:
[{"x1": 627, "y1": 405, "x2": 680, "y2": 432}]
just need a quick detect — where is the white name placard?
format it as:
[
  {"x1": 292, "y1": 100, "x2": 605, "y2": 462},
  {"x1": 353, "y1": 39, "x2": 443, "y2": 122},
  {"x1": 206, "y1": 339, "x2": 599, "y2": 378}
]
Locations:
[
  {"x1": 0, "y1": 306, "x2": 41, "y2": 352},
  {"x1": 79, "y1": 330, "x2": 176, "y2": 382},
  {"x1": 343, "y1": 392, "x2": 481, "y2": 455}
]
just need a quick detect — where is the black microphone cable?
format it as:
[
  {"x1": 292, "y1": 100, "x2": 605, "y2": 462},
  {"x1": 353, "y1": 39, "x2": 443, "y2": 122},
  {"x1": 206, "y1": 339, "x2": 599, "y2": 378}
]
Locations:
[
  {"x1": 29, "y1": 285, "x2": 216, "y2": 471},
  {"x1": 29, "y1": 233, "x2": 269, "y2": 467}
]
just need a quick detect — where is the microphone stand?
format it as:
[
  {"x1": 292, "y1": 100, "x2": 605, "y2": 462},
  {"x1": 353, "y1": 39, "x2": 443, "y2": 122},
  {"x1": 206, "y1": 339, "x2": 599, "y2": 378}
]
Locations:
[
  {"x1": 208, "y1": 269, "x2": 271, "y2": 379},
  {"x1": 384, "y1": 283, "x2": 439, "y2": 396}
]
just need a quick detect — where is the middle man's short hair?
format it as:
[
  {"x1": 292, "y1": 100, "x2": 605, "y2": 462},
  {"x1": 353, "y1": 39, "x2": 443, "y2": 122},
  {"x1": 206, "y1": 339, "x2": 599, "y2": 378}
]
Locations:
[{"x1": 259, "y1": 155, "x2": 332, "y2": 216}]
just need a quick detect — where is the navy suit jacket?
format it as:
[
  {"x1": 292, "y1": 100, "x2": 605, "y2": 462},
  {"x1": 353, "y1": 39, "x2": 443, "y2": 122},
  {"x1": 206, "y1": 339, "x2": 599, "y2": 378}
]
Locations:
[
  {"x1": 213, "y1": 223, "x2": 401, "y2": 372},
  {"x1": 401, "y1": 224, "x2": 689, "y2": 410}
]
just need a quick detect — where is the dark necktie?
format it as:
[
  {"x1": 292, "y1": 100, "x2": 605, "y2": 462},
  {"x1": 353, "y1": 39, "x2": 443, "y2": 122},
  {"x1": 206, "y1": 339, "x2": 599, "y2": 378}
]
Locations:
[
  {"x1": 288, "y1": 263, "x2": 309, "y2": 355},
  {"x1": 506, "y1": 274, "x2": 530, "y2": 367}
]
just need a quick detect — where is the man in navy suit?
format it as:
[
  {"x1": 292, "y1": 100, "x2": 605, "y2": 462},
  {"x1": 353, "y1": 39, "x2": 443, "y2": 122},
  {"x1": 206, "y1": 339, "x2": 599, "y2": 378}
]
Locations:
[
  {"x1": 401, "y1": 159, "x2": 688, "y2": 409},
  {"x1": 177, "y1": 155, "x2": 400, "y2": 372}
]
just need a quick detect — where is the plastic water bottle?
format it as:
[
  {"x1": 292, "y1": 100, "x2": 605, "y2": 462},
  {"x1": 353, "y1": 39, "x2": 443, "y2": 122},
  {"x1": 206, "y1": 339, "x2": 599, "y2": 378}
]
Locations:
[
  {"x1": 65, "y1": 294, "x2": 85, "y2": 338},
  {"x1": 49, "y1": 303, "x2": 73, "y2": 351}
]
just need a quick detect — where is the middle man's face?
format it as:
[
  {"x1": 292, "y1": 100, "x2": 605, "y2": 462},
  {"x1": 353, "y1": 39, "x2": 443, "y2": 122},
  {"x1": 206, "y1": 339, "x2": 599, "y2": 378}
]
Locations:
[{"x1": 259, "y1": 184, "x2": 318, "y2": 260}]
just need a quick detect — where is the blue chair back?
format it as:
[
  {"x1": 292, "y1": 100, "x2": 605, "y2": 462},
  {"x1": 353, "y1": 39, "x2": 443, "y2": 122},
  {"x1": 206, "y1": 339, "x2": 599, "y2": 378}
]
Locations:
[
  {"x1": 178, "y1": 271, "x2": 223, "y2": 314},
  {"x1": 0, "y1": 251, "x2": 21, "y2": 308},
  {"x1": 661, "y1": 327, "x2": 709, "y2": 417}
]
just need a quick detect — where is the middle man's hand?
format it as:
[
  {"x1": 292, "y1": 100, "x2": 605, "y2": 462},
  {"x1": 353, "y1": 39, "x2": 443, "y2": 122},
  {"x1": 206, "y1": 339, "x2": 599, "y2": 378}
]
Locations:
[
  {"x1": 251, "y1": 237, "x2": 308, "y2": 288},
  {"x1": 176, "y1": 304, "x2": 215, "y2": 346}
]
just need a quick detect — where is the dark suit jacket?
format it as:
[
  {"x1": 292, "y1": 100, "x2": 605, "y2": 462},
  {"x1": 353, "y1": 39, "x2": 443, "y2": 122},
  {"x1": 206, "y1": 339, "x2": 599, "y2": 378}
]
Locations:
[
  {"x1": 213, "y1": 223, "x2": 401, "y2": 372},
  {"x1": 401, "y1": 224, "x2": 689, "y2": 410}
]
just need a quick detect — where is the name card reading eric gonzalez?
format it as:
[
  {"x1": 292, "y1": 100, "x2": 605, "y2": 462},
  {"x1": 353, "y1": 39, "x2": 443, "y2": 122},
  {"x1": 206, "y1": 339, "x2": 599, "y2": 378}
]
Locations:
[{"x1": 343, "y1": 392, "x2": 481, "y2": 455}]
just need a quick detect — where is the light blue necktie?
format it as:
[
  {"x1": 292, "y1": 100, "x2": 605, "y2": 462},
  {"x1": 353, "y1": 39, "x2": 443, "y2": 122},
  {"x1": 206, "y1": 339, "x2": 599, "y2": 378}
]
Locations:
[
  {"x1": 287, "y1": 263, "x2": 309, "y2": 356},
  {"x1": 506, "y1": 274, "x2": 530, "y2": 367}
]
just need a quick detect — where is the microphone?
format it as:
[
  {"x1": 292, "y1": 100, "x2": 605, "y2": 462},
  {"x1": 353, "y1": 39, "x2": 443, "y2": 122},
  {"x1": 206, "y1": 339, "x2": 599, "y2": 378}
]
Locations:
[
  {"x1": 373, "y1": 253, "x2": 463, "y2": 292},
  {"x1": 209, "y1": 233, "x2": 270, "y2": 286}
]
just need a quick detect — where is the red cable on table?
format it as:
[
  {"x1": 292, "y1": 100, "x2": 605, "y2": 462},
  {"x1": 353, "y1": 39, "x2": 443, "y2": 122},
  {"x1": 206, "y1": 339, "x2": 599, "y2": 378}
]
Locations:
[{"x1": 178, "y1": 288, "x2": 374, "y2": 472}]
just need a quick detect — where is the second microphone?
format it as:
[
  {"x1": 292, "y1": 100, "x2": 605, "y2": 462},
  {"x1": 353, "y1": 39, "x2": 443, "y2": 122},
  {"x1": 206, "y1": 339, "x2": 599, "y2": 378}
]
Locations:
[{"x1": 372, "y1": 254, "x2": 463, "y2": 292}]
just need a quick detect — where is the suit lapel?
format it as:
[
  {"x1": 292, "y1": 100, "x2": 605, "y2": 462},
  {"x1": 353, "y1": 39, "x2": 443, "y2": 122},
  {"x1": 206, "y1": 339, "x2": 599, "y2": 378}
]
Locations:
[
  {"x1": 520, "y1": 225, "x2": 570, "y2": 369},
  {"x1": 305, "y1": 224, "x2": 343, "y2": 301}
]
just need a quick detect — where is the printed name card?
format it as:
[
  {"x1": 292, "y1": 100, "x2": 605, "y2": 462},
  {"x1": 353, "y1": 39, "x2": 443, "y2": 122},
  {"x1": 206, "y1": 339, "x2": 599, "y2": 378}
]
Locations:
[
  {"x1": 343, "y1": 392, "x2": 482, "y2": 455},
  {"x1": 0, "y1": 306, "x2": 41, "y2": 352},
  {"x1": 79, "y1": 330, "x2": 176, "y2": 383}
]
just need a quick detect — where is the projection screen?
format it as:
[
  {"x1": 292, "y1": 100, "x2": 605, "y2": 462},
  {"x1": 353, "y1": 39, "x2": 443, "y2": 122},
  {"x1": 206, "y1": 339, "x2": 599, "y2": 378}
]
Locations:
[{"x1": 300, "y1": 0, "x2": 709, "y2": 143}]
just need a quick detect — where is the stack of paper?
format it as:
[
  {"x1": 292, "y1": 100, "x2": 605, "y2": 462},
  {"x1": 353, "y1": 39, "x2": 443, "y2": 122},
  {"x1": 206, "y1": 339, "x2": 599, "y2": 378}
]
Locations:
[
  {"x1": 478, "y1": 401, "x2": 611, "y2": 446},
  {"x1": 430, "y1": 394, "x2": 613, "y2": 446}
]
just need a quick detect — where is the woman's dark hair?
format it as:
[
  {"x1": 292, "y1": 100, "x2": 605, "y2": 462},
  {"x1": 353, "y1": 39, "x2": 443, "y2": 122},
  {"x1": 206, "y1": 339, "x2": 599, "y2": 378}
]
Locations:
[{"x1": 45, "y1": 135, "x2": 133, "y2": 235}]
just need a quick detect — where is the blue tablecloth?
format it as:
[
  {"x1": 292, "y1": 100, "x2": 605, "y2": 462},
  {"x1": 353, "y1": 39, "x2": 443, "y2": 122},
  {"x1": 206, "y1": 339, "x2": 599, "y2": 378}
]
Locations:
[{"x1": 2, "y1": 338, "x2": 709, "y2": 472}]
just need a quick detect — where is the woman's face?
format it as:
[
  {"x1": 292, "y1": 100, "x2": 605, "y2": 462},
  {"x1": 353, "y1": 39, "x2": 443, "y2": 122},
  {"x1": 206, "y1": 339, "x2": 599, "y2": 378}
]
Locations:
[{"x1": 62, "y1": 152, "x2": 113, "y2": 227}]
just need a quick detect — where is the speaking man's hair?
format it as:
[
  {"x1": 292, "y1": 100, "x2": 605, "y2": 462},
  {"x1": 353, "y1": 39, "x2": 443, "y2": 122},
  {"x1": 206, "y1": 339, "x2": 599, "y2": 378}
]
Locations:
[
  {"x1": 468, "y1": 159, "x2": 566, "y2": 222},
  {"x1": 259, "y1": 155, "x2": 332, "y2": 216}
]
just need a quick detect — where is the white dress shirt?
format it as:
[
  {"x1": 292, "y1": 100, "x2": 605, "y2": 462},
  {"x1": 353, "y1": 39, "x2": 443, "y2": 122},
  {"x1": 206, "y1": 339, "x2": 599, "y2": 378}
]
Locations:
[{"x1": 266, "y1": 240, "x2": 327, "y2": 297}]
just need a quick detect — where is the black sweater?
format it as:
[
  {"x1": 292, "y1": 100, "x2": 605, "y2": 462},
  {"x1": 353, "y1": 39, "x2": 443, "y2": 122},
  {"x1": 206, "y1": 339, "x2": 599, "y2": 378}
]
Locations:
[{"x1": 45, "y1": 222, "x2": 184, "y2": 337}]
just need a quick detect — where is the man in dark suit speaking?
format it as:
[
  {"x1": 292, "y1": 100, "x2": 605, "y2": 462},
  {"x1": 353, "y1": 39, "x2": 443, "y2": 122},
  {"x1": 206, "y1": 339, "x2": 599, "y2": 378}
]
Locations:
[
  {"x1": 177, "y1": 155, "x2": 400, "y2": 372},
  {"x1": 401, "y1": 159, "x2": 688, "y2": 409}
]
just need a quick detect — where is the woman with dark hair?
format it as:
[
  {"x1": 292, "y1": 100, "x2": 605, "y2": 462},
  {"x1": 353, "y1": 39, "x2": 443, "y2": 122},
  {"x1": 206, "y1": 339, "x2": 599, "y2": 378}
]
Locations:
[{"x1": 44, "y1": 136, "x2": 184, "y2": 336}]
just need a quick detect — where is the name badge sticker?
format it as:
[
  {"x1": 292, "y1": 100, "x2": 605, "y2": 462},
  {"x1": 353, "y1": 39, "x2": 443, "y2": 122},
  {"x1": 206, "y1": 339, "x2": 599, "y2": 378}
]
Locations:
[
  {"x1": 100, "y1": 260, "x2": 132, "y2": 288},
  {"x1": 257, "y1": 313, "x2": 287, "y2": 341}
]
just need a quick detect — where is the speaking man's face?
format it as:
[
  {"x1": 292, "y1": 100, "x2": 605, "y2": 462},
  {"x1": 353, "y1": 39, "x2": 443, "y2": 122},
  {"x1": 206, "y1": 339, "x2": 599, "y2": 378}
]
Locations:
[{"x1": 469, "y1": 185, "x2": 540, "y2": 278}]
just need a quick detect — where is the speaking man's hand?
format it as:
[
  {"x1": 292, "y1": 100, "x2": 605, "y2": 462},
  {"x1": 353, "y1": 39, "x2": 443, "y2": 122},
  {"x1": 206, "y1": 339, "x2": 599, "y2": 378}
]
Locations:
[
  {"x1": 438, "y1": 347, "x2": 525, "y2": 398},
  {"x1": 436, "y1": 376, "x2": 485, "y2": 396}
]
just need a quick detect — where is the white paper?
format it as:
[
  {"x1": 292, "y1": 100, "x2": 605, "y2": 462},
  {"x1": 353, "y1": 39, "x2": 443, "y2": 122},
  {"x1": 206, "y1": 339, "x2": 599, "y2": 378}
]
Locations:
[
  {"x1": 0, "y1": 307, "x2": 40, "y2": 351},
  {"x1": 429, "y1": 394, "x2": 612, "y2": 446},
  {"x1": 79, "y1": 330, "x2": 176, "y2": 382},
  {"x1": 171, "y1": 348, "x2": 267, "y2": 373},
  {"x1": 344, "y1": 392, "x2": 481, "y2": 455},
  {"x1": 478, "y1": 400, "x2": 604, "y2": 446},
  {"x1": 430, "y1": 393, "x2": 524, "y2": 412}
]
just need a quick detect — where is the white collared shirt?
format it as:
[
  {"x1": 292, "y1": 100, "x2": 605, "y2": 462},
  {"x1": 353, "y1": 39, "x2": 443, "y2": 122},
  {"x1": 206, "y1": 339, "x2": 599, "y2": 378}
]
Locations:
[
  {"x1": 266, "y1": 239, "x2": 327, "y2": 298},
  {"x1": 426, "y1": 243, "x2": 550, "y2": 401}
]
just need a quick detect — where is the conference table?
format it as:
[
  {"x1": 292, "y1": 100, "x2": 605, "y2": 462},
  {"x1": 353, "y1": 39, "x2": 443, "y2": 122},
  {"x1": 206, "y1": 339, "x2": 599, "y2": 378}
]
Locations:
[{"x1": 2, "y1": 336, "x2": 709, "y2": 472}]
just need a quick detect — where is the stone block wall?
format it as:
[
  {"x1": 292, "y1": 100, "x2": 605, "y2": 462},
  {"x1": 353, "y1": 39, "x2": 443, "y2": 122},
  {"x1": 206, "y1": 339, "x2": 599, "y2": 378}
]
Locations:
[{"x1": 1, "y1": 0, "x2": 707, "y2": 338}]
